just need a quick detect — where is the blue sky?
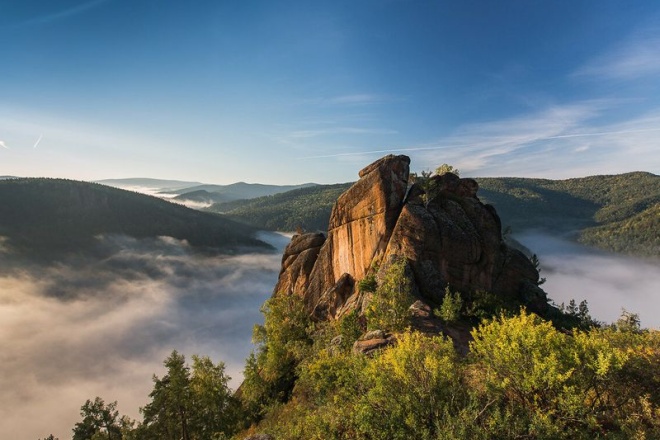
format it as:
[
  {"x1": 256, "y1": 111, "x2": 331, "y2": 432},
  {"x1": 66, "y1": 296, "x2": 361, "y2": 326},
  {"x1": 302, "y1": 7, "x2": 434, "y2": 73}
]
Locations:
[{"x1": 1, "y1": 0, "x2": 660, "y2": 184}]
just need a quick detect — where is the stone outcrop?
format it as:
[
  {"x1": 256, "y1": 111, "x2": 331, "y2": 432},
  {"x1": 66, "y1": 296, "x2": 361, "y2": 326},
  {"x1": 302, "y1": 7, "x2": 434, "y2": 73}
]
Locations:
[{"x1": 273, "y1": 154, "x2": 548, "y2": 326}]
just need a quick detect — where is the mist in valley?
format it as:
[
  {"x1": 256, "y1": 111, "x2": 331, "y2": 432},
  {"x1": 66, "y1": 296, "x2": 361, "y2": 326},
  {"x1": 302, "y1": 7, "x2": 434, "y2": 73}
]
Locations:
[
  {"x1": 516, "y1": 231, "x2": 660, "y2": 328},
  {"x1": 0, "y1": 232, "x2": 289, "y2": 440},
  {"x1": 1, "y1": 227, "x2": 658, "y2": 439}
]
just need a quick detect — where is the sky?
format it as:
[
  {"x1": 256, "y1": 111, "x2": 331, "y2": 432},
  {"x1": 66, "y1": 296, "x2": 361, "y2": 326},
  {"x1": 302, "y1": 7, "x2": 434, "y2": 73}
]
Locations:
[{"x1": 1, "y1": 0, "x2": 660, "y2": 184}]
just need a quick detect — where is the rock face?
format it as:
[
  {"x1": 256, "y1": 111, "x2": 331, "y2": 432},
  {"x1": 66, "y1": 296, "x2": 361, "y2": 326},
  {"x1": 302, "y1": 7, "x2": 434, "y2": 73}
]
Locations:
[{"x1": 274, "y1": 154, "x2": 547, "y2": 324}]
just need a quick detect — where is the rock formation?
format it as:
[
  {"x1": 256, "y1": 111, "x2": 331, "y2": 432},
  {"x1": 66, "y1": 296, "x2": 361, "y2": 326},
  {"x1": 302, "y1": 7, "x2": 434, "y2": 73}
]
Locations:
[{"x1": 274, "y1": 154, "x2": 548, "y2": 326}]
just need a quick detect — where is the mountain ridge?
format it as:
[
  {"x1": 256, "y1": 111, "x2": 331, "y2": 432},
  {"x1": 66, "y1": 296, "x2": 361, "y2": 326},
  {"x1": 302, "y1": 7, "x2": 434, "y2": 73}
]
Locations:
[{"x1": 208, "y1": 171, "x2": 659, "y2": 258}]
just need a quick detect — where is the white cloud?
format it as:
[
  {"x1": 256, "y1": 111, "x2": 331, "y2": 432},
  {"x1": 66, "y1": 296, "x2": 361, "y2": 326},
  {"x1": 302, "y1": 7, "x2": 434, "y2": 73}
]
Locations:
[{"x1": 574, "y1": 30, "x2": 660, "y2": 80}]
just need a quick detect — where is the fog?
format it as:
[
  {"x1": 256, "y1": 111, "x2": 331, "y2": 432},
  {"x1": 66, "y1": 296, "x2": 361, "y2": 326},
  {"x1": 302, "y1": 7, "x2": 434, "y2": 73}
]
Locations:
[
  {"x1": 2, "y1": 229, "x2": 658, "y2": 439},
  {"x1": 0, "y1": 232, "x2": 290, "y2": 440},
  {"x1": 516, "y1": 231, "x2": 660, "y2": 328}
]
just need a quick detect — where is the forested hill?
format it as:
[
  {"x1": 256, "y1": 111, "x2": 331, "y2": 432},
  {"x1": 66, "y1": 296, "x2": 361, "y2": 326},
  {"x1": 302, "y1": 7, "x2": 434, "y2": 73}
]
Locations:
[
  {"x1": 205, "y1": 183, "x2": 353, "y2": 231},
  {"x1": 0, "y1": 178, "x2": 270, "y2": 255},
  {"x1": 477, "y1": 172, "x2": 659, "y2": 257},
  {"x1": 208, "y1": 172, "x2": 658, "y2": 258}
]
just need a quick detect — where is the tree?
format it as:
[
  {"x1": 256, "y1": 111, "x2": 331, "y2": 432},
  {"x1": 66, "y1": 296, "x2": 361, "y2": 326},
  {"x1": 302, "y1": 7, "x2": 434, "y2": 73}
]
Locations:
[
  {"x1": 436, "y1": 287, "x2": 463, "y2": 323},
  {"x1": 140, "y1": 351, "x2": 192, "y2": 440},
  {"x1": 139, "y1": 351, "x2": 238, "y2": 440},
  {"x1": 188, "y1": 355, "x2": 238, "y2": 439},
  {"x1": 435, "y1": 163, "x2": 459, "y2": 176},
  {"x1": 72, "y1": 397, "x2": 124, "y2": 440},
  {"x1": 365, "y1": 257, "x2": 414, "y2": 332},
  {"x1": 240, "y1": 294, "x2": 313, "y2": 422}
]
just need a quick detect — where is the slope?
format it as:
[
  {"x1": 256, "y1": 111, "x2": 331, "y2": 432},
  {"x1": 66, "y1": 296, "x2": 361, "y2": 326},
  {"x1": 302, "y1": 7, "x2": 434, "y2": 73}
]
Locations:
[
  {"x1": 206, "y1": 183, "x2": 353, "y2": 231},
  {"x1": 0, "y1": 178, "x2": 270, "y2": 255}
]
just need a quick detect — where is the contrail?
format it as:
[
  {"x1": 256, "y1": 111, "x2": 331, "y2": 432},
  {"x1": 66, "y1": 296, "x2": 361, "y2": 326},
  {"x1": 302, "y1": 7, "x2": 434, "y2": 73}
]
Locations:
[
  {"x1": 33, "y1": 134, "x2": 43, "y2": 149},
  {"x1": 0, "y1": 140, "x2": 9, "y2": 150},
  {"x1": 300, "y1": 127, "x2": 660, "y2": 159}
]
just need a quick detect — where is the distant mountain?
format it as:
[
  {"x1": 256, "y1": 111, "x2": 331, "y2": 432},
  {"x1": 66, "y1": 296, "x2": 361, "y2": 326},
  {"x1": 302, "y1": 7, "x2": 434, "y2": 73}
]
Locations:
[
  {"x1": 96, "y1": 178, "x2": 203, "y2": 193},
  {"x1": 171, "y1": 182, "x2": 318, "y2": 205},
  {"x1": 97, "y1": 178, "x2": 318, "y2": 206},
  {"x1": 0, "y1": 178, "x2": 270, "y2": 256},
  {"x1": 208, "y1": 172, "x2": 659, "y2": 258}
]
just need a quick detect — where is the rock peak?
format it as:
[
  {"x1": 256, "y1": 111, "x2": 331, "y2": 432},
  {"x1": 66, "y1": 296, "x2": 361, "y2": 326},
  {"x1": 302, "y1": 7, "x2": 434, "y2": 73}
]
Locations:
[{"x1": 273, "y1": 155, "x2": 546, "y2": 326}]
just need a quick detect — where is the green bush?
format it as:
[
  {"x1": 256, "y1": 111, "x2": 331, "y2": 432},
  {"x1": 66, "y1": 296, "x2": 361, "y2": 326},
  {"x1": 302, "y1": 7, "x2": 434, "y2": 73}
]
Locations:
[
  {"x1": 435, "y1": 287, "x2": 463, "y2": 323},
  {"x1": 365, "y1": 258, "x2": 414, "y2": 332}
]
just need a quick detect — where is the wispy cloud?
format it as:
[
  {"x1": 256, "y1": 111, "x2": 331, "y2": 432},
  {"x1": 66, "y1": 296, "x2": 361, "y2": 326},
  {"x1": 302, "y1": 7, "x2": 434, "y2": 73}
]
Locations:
[
  {"x1": 3, "y1": 0, "x2": 111, "y2": 28},
  {"x1": 287, "y1": 127, "x2": 397, "y2": 140},
  {"x1": 301, "y1": 101, "x2": 660, "y2": 177},
  {"x1": 573, "y1": 30, "x2": 660, "y2": 80},
  {"x1": 327, "y1": 94, "x2": 397, "y2": 105},
  {"x1": 0, "y1": 140, "x2": 8, "y2": 149}
]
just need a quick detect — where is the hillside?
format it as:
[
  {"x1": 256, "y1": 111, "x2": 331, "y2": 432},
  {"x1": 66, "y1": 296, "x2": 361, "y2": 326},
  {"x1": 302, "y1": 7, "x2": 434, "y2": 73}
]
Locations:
[
  {"x1": 477, "y1": 172, "x2": 659, "y2": 257},
  {"x1": 210, "y1": 172, "x2": 659, "y2": 258},
  {"x1": 0, "y1": 178, "x2": 270, "y2": 255},
  {"x1": 206, "y1": 183, "x2": 353, "y2": 231}
]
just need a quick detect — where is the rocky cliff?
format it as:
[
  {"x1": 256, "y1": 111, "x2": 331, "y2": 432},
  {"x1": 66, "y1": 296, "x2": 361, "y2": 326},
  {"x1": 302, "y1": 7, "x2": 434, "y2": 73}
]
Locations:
[{"x1": 273, "y1": 155, "x2": 548, "y2": 328}]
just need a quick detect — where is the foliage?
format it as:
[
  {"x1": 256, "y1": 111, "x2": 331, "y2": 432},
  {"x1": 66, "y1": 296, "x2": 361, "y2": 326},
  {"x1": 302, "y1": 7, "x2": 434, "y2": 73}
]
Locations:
[
  {"x1": 365, "y1": 258, "x2": 414, "y2": 332},
  {"x1": 614, "y1": 308, "x2": 642, "y2": 333},
  {"x1": 435, "y1": 287, "x2": 463, "y2": 323},
  {"x1": 354, "y1": 332, "x2": 464, "y2": 440},
  {"x1": 464, "y1": 289, "x2": 507, "y2": 321},
  {"x1": 239, "y1": 294, "x2": 314, "y2": 423},
  {"x1": 72, "y1": 397, "x2": 129, "y2": 440},
  {"x1": 334, "y1": 310, "x2": 364, "y2": 352},
  {"x1": 67, "y1": 309, "x2": 660, "y2": 440},
  {"x1": 435, "y1": 163, "x2": 460, "y2": 176},
  {"x1": 468, "y1": 309, "x2": 657, "y2": 438},
  {"x1": 136, "y1": 351, "x2": 237, "y2": 440},
  {"x1": 356, "y1": 274, "x2": 377, "y2": 293},
  {"x1": 530, "y1": 253, "x2": 547, "y2": 285}
]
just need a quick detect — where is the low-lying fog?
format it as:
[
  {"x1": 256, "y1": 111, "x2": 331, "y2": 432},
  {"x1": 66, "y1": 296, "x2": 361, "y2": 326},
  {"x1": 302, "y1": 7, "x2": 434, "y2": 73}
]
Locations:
[
  {"x1": 0, "y1": 232, "x2": 289, "y2": 440},
  {"x1": 1, "y1": 230, "x2": 658, "y2": 439},
  {"x1": 516, "y1": 231, "x2": 660, "y2": 328}
]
